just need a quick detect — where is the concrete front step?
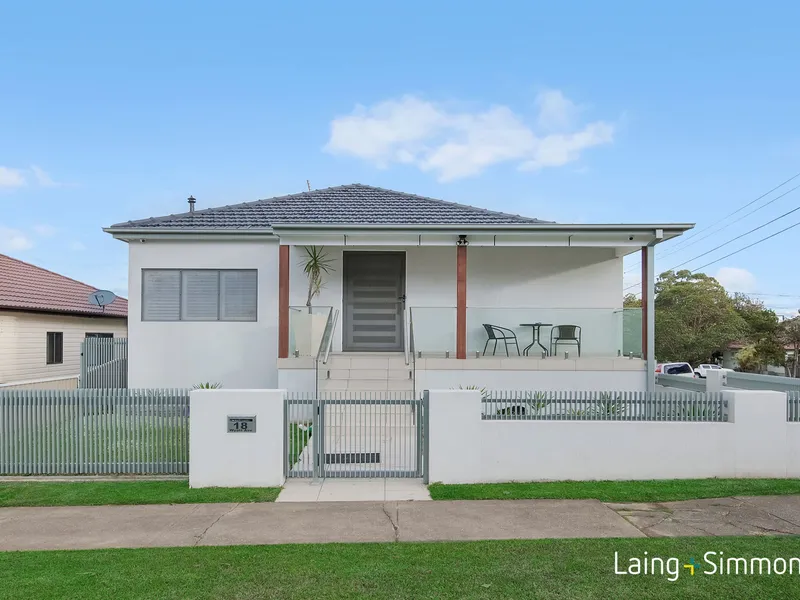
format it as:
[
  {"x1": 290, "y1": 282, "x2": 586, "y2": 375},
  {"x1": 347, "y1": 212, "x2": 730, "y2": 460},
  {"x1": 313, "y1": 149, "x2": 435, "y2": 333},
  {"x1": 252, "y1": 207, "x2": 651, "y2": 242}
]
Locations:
[
  {"x1": 325, "y1": 356, "x2": 409, "y2": 370},
  {"x1": 318, "y1": 379, "x2": 415, "y2": 392},
  {"x1": 324, "y1": 369, "x2": 412, "y2": 381}
]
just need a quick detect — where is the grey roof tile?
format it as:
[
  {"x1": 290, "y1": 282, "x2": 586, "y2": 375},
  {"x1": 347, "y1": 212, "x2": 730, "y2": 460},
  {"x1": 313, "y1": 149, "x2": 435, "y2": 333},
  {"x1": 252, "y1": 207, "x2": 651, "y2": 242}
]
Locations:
[{"x1": 108, "y1": 184, "x2": 547, "y2": 229}]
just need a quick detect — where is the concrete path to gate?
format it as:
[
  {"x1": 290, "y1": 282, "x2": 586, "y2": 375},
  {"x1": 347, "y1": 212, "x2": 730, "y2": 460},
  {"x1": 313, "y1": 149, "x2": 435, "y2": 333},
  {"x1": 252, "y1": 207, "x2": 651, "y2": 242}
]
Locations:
[
  {"x1": 3, "y1": 495, "x2": 800, "y2": 551},
  {"x1": 276, "y1": 478, "x2": 431, "y2": 502}
]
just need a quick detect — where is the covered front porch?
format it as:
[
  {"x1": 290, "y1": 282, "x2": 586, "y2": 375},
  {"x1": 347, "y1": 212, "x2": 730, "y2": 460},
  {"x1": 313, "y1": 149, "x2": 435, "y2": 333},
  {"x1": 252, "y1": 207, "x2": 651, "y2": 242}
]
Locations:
[{"x1": 275, "y1": 222, "x2": 684, "y2": 392}]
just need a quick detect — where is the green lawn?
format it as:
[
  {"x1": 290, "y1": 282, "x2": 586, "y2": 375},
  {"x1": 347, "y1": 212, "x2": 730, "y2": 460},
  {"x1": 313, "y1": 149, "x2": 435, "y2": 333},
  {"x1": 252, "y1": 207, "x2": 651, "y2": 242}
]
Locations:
[
  {"x1": 0, "y1": 481, "x2": 280, "y2": 507},
  {"x1": 288, "y1": 422, "x2": 311, "y2": 467},
  {"x1": 3, "y1": 537, "x2": 800, "y2": 599},
  {"x1": 428, "y1": 478, "x2": 800, "y2": 503}
]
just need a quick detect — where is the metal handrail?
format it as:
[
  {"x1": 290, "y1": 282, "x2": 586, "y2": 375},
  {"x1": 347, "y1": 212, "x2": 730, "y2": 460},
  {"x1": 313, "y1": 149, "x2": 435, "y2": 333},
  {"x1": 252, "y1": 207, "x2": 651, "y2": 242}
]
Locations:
[
  {"x1": 404, "y1": 307, "x2": 411, "y2": 366},
  {"x1": 315, "y1": 308, "x2": 335, "y2": 362},
  {"x1": 409, "y1": 308, "x2": 416, "y2": 396},
  {"x1": 322, "y1": 309, "x2": 339, "y2": 365}
]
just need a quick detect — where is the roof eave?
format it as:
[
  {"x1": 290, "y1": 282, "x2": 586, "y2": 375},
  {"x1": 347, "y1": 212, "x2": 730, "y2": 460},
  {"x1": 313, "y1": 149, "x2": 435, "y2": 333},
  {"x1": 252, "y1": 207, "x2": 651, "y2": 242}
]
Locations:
[
  {"x1": 270, "y1": 223, "x2": 696, "y2": 233},
  {"x1": 104, "y1": 227, "x2": 277, "y2": 240},
  {"x1": 105, "y1": 223, "x2": 695, "y2": 236}
]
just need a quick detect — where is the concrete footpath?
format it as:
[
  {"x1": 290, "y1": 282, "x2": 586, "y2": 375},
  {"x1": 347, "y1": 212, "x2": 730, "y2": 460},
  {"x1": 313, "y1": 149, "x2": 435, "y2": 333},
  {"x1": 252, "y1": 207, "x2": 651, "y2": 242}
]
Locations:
[{"x1": 2, "y1": 495, "x2": 800, "y2": 552}]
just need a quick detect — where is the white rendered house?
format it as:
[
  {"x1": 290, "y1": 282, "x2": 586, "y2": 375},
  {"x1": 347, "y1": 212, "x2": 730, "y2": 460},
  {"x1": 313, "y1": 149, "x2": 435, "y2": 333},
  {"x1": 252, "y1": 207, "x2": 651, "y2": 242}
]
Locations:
[{"x1": 105, "y1": 184, "x2": 692, "y2": 393}]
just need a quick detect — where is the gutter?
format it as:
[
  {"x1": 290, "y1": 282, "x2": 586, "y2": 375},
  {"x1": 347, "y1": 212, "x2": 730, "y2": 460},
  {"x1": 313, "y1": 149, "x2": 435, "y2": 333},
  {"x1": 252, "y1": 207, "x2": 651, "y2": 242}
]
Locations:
[
  {"x1": 269, "y1": 223, "x2": 695, "y2": 232},
  {"x1": 104, "y1": 223, "x2": 694, "y2": 236}
]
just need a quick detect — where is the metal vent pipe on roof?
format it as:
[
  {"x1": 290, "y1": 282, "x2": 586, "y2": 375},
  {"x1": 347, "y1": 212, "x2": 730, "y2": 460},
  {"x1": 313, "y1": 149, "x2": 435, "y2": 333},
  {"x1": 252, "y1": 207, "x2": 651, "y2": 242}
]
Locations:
[{"x1": 188, "y1": 195, "x2": 196, "y2": 213}]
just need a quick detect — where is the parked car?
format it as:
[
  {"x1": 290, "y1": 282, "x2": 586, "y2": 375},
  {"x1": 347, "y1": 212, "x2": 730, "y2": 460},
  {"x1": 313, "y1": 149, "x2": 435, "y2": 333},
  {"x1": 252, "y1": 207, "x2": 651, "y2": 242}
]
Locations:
[
  {"x1": 655, "y1": 362, "x2": 695, "y2": 377},
  {"x1": 694, "y1": 363, "x2": 722, "y2": 378}
]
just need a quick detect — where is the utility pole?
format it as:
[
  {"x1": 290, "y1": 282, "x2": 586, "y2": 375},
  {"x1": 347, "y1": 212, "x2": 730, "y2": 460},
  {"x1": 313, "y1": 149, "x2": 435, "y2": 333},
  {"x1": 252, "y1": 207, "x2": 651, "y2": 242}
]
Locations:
[{"x1": 306, "y1": 180, "x2": 311, "y2": 191}]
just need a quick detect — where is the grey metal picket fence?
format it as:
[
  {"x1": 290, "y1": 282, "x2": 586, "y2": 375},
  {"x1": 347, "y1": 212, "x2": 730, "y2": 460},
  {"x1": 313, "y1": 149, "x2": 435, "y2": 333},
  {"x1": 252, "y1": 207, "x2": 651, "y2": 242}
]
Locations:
[
  {"x1": 482, "y1": 390, "x2": 728, "y2": 422},
  {"x1": 80, "y1": 337, "x2": 128, "y2": 389},
  {"x1": 0, "y1": 389, "x2": 189, "y2": 475},
  {"x1": 789, "y1": 391, "x2": 800, "y2": 422}
]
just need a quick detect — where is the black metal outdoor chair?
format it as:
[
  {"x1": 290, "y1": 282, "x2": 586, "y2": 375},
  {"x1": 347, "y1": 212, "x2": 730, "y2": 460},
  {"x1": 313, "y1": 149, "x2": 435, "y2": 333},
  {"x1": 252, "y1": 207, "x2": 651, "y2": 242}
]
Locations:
[
  {"x1": 482, "y1": 324, "x2": 521, "y2": 356},
  {"x1": 550, "y1": 325, "x2": 581, "y2": 357}
]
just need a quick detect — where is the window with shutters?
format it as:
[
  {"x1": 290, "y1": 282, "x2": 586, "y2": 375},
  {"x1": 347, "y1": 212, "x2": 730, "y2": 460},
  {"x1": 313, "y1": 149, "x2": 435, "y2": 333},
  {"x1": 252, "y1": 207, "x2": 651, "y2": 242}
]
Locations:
[
  {"x1": 141, "y1": 269, "x2": 257, "y2": 321},
  {"x1": 46, "y1": 332, "x2": 63, "y2": 364}
]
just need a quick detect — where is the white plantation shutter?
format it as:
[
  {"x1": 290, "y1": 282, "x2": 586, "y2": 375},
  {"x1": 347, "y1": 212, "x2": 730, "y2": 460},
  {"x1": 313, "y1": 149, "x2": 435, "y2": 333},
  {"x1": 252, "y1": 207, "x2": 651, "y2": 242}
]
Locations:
[
  {"x1": 142, "y1": 271, "x2": 180, "y2": 320},
  {"x1": 220, "y1": 270, "x2": 257, "y2": 321},
  {"x1": 181, "y1": 270, "x2": 220, "y2": 320}
]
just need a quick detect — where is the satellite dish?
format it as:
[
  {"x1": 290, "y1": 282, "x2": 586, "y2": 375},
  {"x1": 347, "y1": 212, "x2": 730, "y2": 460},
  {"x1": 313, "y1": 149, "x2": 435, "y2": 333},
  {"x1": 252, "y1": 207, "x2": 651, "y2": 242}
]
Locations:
[{"x1": 88, "y1": 290, "x2": 116, "y2": 307}]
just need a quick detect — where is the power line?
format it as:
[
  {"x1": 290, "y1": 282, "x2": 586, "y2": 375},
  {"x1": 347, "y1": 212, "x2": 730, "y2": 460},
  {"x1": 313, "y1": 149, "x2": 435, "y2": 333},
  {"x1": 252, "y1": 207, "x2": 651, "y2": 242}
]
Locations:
[
  {"x1": 689, "y1": 219, "x2": 800, "y2": 273},
  {"x1": 739, "y1": 292, "x2": 800, "y2": 298},
  {"x1": 656, "y1": 182, "x2": 800, "y2": 260},
  {"x1": 657, "y1": 170, "x2": 800, "y2": 252},
  {"x1": 623, "y1": 216, "x2": 800, "y2": 289},
  {"x1": 666, "y1": 202, "x2": 800, "y2": 271},
  {"x1": 622, "y1": 170, "x2": 800, "y2": 274}
]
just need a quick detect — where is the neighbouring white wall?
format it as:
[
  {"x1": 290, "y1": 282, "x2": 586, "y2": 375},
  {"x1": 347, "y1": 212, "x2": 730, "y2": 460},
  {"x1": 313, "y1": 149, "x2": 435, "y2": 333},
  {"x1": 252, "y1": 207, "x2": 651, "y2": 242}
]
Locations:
[
  {"x1": 0, "y1": 310, "x2": 127, "y2": 385},
  {"x1": 127, "y1": 239, "x2": 279, "y2": 389},
  {"x1": 288, "y1": 246, "x2": 456, "y2": 353},
  {"x1": 428, "y1": 389, "x2": 791, "y2": 484},
  {"x1": 417, "y1": 367, "x2": 646, "y2": 392},
  {"x1": 189, "y1": 389, "x2": 285, "y2": 487}
]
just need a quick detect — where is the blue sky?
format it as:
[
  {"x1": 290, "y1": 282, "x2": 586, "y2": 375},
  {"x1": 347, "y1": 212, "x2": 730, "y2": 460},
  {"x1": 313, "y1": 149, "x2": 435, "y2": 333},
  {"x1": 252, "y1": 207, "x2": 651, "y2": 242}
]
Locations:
[{"x1": 2, "y1": 1, "x2": 800, "y2": 315}]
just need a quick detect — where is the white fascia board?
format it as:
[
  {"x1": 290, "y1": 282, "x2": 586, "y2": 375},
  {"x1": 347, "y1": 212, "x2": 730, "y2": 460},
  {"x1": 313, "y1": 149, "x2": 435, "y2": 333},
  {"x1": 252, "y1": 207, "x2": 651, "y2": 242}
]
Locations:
[
  {"x1": 270, "y1": 222, "x2": 695, "y2": 233},
  {"x1": 103, "y1": 228, "x2": 276, "y2": 242}
]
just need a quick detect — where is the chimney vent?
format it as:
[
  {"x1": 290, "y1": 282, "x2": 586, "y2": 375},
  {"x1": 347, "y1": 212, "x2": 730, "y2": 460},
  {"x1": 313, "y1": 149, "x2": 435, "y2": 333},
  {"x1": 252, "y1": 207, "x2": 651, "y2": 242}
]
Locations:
[{"x1": 188, "y1": 195, "x2": 196, "y2": 213}]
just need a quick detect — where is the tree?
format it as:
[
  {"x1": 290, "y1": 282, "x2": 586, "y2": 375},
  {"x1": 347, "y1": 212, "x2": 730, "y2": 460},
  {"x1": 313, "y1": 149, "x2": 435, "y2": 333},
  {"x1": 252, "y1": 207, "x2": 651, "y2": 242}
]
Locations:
[
  {"x1": 732, "y1": 294, "x2": 785, "y2": 373},
  {"x1": 300, "y1": 246, "x2": 335, "y2": 313},
  {"x1": 623, "y1": 293, "x2": 642, "y2": 308},
  {"x1": 781, "y1": 315, "x2": 800, "y2": 378},
  {"x1": 654, "y1": 270, "x2": 746, "y2": 365},
  {"x1": 734, "y1": 344, "x2": 761, "y2": 373}
]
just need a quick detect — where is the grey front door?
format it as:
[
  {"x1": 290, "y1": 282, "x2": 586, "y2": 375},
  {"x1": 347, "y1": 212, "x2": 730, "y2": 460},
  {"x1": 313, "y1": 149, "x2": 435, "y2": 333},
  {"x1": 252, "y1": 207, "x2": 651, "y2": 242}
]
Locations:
[{"x1": 343, "y1": 252, "x2": 405, "y2": 352}]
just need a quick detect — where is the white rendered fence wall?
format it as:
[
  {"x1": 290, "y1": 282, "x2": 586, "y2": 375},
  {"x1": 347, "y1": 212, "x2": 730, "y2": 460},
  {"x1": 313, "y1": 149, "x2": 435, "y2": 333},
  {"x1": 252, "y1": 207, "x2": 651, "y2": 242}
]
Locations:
[
  {"x1": 189, "y1": 389, "x2": 285, "y2": 488},
  {"x1": 428, "y1": 389, "x2": 800, "y2": 484}
]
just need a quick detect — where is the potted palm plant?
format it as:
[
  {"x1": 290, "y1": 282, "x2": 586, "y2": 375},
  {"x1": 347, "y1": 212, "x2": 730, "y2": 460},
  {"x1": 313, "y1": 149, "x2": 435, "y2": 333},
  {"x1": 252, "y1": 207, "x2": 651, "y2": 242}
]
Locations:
[{"x1": 294, "y1": 246, "x2": 335, "y2": 355}]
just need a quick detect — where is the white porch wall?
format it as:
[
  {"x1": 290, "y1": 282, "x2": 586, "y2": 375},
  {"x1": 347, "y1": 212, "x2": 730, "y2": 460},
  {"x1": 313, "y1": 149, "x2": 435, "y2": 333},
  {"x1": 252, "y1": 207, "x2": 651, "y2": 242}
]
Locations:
[
  {"x1": 466, "y1": 247, "x2": 623, "y2": 355},
  {"x1": 128, "y1": 239, "x2": 279, "y2": 388},
  {"x1": 289, "y1": 245, "x2": 622, "y2": 355},
  {"x1": 288, "y1": 246, "x2": 456, "y2": 352}
]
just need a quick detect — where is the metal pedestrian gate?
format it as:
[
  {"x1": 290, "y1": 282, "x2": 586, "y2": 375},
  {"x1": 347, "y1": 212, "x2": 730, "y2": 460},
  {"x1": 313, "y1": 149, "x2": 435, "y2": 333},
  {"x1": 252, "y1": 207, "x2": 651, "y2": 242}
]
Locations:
[{"x1": 285, "y1": 392, "x2": 428, "y2": 480}]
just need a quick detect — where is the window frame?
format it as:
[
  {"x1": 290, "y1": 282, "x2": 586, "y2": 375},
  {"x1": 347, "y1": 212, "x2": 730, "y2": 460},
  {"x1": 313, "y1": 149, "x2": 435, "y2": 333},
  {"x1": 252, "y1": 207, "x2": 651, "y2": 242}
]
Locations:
[
  {"x1": 46, "y1": 331, "x2": 63, "y2": 365},
  {"x1": 141, "y1": 268, "x2": 257, "y2": 322}
]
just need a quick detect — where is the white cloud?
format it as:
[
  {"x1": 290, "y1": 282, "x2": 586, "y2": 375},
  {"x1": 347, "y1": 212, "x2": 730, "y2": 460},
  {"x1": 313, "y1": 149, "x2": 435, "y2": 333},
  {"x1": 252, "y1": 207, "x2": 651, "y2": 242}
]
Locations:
[
  {"x1": 714, "y1": 267, "x2": 757, "y2": 293},
  {"x1": 69, "y1": 241, "x2": 87, "y2": 251},
  {"x1": 0, "y1": 166, "x2": 66, "y2": 189},
  {"x1": 535, "y1": 89, "x2": 581, "y2": 131},
  {"x1": 324, "y1": 90, "x2": 615, "y2": 182},
  {"x1": 0, "y1": 167, "x2": 26, "y2": 188},
  {"x1": 33, "y1": 224, "x2": 57, "y2": 237},
  {"x1": 30, "y1": 165, "x2": 62, "y2": 187},
  {"x1": 0, "y1": 226, "x2": 34, "y2": 252}
]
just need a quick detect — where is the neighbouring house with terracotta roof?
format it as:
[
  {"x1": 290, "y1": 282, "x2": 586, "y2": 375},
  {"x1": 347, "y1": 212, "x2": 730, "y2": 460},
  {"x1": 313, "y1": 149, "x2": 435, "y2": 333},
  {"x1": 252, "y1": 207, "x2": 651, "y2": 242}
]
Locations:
[{"x1": 0, "y1": 253, "x2": 128, "y2": 389}]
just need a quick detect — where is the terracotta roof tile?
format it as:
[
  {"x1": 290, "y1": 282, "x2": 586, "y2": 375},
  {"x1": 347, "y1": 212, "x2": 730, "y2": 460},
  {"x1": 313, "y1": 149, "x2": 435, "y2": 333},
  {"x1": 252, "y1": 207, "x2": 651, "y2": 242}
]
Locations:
[{"x1": 0, "y1": 254, "x2": 127, "y2": 318}]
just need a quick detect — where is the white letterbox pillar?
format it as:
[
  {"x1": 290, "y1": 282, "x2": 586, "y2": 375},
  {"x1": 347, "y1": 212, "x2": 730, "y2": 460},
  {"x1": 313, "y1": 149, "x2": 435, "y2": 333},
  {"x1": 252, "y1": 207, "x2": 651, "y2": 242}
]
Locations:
[{"x1": 189, "y1": 389, "x2": 286, "y2": 488}]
